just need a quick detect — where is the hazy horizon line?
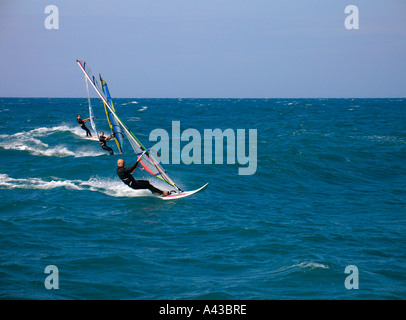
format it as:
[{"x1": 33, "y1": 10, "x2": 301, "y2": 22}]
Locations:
[{"x1": 1, "y1": 96, "x2": 405, "y2": 100}]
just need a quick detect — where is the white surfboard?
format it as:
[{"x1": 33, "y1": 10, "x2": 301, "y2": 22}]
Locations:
[{"x1": 159, "y1": 183, "x2": 209, "y2": 200}]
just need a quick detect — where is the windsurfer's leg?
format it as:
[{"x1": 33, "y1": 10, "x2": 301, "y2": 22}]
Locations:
[
  {"x1": 130, "y1": 180, "x2": 164, "y2": 195},
  {"x1": 102, "y1": 145, "x2": 114, "y2": 155},
  {"x1": 81, "y1": 125, "x2": 92, "y2": 137}
]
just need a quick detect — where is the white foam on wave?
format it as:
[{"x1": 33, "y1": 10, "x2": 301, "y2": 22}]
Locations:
[
  {"x1": 18, "y1": 125, "x2": 83, "y2": 137},
  {"x1": 291, "y1": 262, "x2": 329, "y2": 270},
  {"x1": 83, "y1": 177, "x2": 153, "y2": 198},
  {"x1": 0, "y1": 173, "x2": 83, "y2": 191},
  {"x1": 121, "y1": 101, "x2": 138, "y2": 106},
  {"x1": 273, "y1": 261, "x2": 329, "y2": 276},
  {"x1": 0, "y1": 174, "x2": 153, "y2": 198},
  {"x1": 0, "y1": 125, "x2": 104, "y2": 158},
  {"x1": 1, "y1": 124, "x2": 97, "y2": 140},
  {"x1": 365, "y1": 135, "x2": 405, "y2": 144}
]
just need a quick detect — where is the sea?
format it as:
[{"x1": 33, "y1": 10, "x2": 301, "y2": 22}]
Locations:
[{"x1": 0, "y1": 97, "x2": 405, "y2": 300}]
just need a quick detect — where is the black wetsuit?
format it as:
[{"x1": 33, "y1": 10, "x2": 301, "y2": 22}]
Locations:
[
  {"x1": 99, "y1": 135, "x2": 114, "y2": 155},
  {"x1": 77, "y1": 119, "x2": 92, "y2": 137},
  {"x1": 117, "y1": 162, "x2": 164, "y2": 195}
]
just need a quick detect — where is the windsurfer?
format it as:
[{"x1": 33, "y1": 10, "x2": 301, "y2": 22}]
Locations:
[
  {"x1": 99, "y1": 131, "x2": 114, "y2": 155},
  {"x1": 77, "y1": 114, "x2": 92, "y2": 137},
  {"x1": 117, "y1": 158, "x2": 170, "y2": 196}
]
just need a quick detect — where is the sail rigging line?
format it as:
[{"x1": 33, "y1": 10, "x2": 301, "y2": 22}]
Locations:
[{"x1": 76, "y1": 60, "x2": 182, "y2": 192}]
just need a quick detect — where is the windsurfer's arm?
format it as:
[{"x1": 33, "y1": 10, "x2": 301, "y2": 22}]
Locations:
[{"x1": 127, "y1": 160, "x2": 140, "y2": 172}]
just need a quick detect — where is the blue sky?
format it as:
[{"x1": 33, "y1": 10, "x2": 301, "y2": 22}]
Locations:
[{"x1": 0, "y1": 0, "x2": 405, "y2": 98}]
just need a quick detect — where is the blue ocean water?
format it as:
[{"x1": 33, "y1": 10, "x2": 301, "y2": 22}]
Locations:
[{"x1": 0, "y1": 97, "x2": 405, "y2": 300}]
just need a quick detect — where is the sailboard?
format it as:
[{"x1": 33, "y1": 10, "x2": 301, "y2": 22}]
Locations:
[
  {"x1": 160, "y1": 183, "x2": 209, "y2": 200},
  {"x1": 76, "y1": 60, "x2": 206, "y2": 197},
  {"x1": 99, "y1": 74, "x2": 124, "y2": 154},
  {"x1": 82, "y1": 62, "x2": 99, "y2": 138}
]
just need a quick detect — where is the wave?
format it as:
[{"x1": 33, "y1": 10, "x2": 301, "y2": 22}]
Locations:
[
  {"x1": 289, "y1": 262, "x2": 329, "y2": 270},
  {"x1": 0, "y1": 174, "x2": 154, "y2": 198},
  {"x1": 0, "y1": 125, "x2": 104, "y2": 157},
  {"x1": 364, "y1": 135, "x2": 405, "y2": 144},
  {"x1": 125, "y1": 116, "x2": 140, "y2": 122},
  {"x1": 121, "y1": 101, "x2": 138, "y2": 105},
  {"x1": 269, "y1": 261, "x2": 329, "y2": 278},
  {"x1": 0, "y1": 173, "x2": 82, "y2": 191},
  {"x1": 13, "y1": 125, "x2": 84, "y2": 137},
  {"x1": 83, "y1": 177, "x2": 154, "y2": 198},
  {"x1": 1, "y1": 124, "x2": 99, "y2": 140}
]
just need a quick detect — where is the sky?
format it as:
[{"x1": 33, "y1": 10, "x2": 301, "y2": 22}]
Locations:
[{"x1": 0, "y1": 0, "x2": 405, "y2": 98}]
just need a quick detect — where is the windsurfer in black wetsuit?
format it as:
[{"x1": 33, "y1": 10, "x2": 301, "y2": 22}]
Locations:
[
  {"x1": 77, "y1": 114, "x2": 92, "y2": 137},
  {"x1": 99, "y1": 131, "x2": 114, "y2": 155},
  {"x1": 117, "y1": 158, "x2": 169, "y2": 196}
]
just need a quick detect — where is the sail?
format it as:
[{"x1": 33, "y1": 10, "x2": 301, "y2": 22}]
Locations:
[
  {"x1": 99, "y1": 74, "x2": 124, "y2": 154},
  {"x1": 83, "y1": 68, "x2": 98, "y2": 138},
  {"x1": 76, "y1": 60, "x2": 182, "y2": 192}
]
